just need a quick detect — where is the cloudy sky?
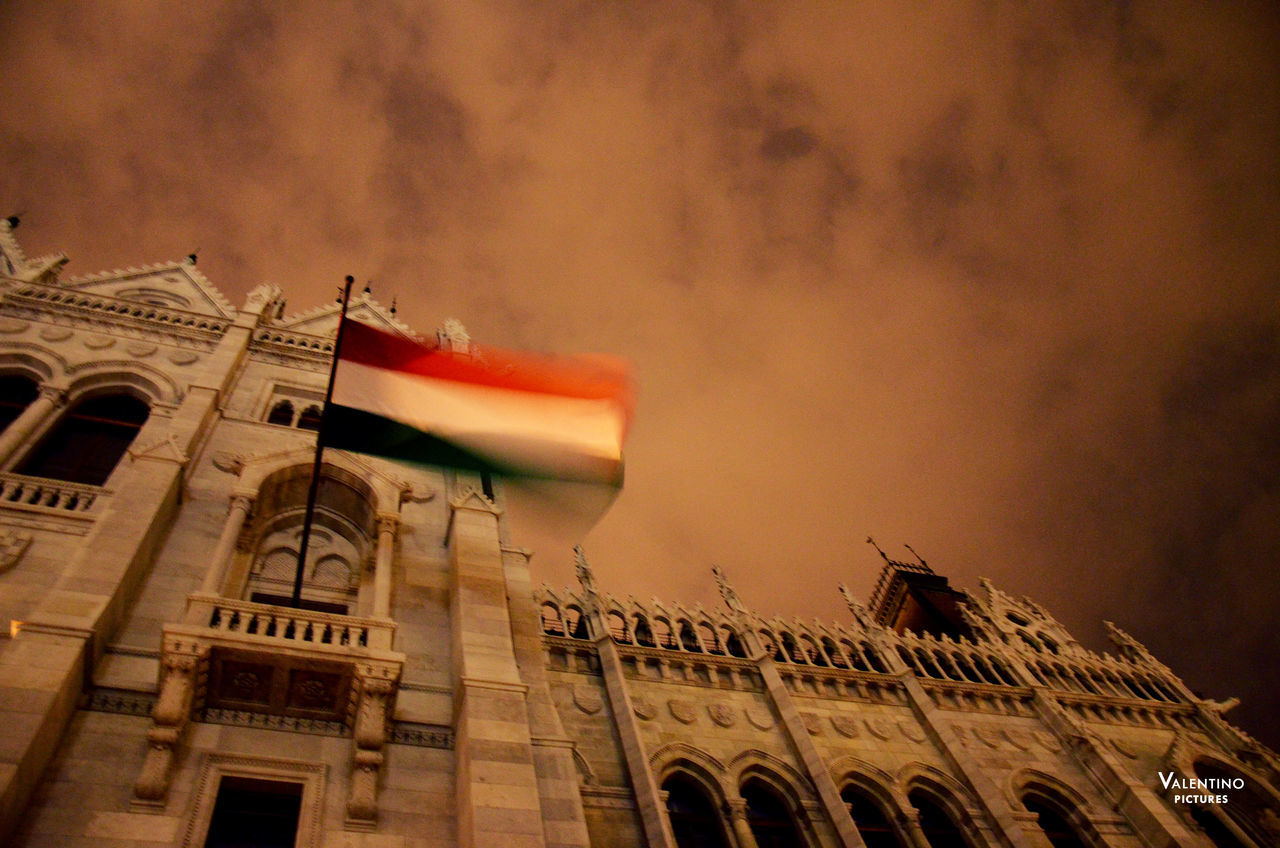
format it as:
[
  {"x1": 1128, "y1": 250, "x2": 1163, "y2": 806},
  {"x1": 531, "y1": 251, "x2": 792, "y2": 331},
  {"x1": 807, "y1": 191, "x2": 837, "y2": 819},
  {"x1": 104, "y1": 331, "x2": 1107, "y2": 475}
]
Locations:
[{"x1": 2, "y1": 1, "x2": 1277, "y2": 746}]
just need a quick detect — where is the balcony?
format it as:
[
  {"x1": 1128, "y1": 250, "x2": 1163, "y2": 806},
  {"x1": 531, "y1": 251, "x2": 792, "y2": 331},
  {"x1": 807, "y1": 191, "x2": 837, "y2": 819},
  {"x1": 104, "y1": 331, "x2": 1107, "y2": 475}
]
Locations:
[
  {"x1": 0, "y1": 471, "x2": 105, "y2": 512},
  {"x1": 165, "y1": 593, "x2": 402, "y2": 725}
]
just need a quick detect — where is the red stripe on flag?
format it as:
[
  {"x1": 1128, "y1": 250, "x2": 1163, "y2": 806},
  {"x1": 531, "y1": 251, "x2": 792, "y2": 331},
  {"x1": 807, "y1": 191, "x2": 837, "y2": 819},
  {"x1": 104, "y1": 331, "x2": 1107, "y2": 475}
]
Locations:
[{"x1": 340, "y1": 320, "x2": 634, "y2": 420}]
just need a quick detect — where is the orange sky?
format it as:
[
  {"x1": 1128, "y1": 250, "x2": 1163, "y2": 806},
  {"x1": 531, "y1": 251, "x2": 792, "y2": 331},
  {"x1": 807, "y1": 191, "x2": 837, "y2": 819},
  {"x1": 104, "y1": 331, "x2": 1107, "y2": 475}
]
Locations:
[{"x1": 2, "y1": 1, "x2": 1278, "y2": 745}]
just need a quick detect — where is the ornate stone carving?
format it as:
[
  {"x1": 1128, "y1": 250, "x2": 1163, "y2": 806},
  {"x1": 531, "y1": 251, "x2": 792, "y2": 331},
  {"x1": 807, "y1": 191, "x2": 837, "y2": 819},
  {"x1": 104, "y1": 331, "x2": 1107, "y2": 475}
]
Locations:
[
  {"x1": 39, "y1": 326, "x2": 72, "y2": 341},
  {"x1": 831, "y1": 715, "x2": 860, "y2": 738},
  {"x1": 126, "y1": 341, "x2": 157, "y2": 357},
  {"x1": 573, "y1": 684, "x2": 603, "y2": 715},
  {"x1": 1002, "y1": 728, "x2": 1032, "y2": 751},
  {"x1": 0, "y1": 528, "x2": 32, "y2": 573},
  {"x1": 0, "y1": 317, "x2": 27, "y2": 333},
  {"x1": 84, "y1": 333, "x2": 115, "y2": 349},
  {"x1": 632, "y1": 699, "x2": 657, "y2": 721},
  {"x1": 865, "y1": 717, "x2": 893, "y2": 740},
  {"x1": 668, "y1": 699, "x2": 696, "y2": 724},
  {"x1": 708, "y1": 704, "x2": 736, "y2": 728},
  {"x1": 134, "y1": 649, "x2": 200, "y2": 804},
  {"x1": 899, "y1": 720, "x2": 927, "y2": 743},
  {"x1": 1033, "y1": 730, "x2": 1063, "y2": 753},
  {"x1": 971, "y1": 726, "x2": 1003, "y2": 749},
  {"x1": 168, "y1": 349, "x2": 199, "y2": 365},
  {"x1": 745, "y1": 707, "x2": 775, "y2": 730},
  {"x1": 800, "y1": 712, "x2": 822, "y2": 735}
]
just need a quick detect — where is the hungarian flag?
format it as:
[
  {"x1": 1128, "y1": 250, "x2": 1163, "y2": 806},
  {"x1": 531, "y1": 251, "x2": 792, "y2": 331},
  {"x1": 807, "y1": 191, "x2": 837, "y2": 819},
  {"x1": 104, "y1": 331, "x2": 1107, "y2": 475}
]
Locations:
[{"x1": 325, "y1": 320, "x2": 634, "y2": 490}]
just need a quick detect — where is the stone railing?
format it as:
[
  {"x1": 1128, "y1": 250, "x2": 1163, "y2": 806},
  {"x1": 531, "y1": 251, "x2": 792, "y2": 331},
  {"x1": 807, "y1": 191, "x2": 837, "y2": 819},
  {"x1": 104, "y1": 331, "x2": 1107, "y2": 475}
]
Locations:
[
  {"x1": 182, "y1": 593, "x2": 395, "y2": 651},
  {"x1": 6, "y1": 283, "x2": 230, "y2": 335},
  {"x1": 0, "y1": 472, "x2": 105, "y2": 512}
]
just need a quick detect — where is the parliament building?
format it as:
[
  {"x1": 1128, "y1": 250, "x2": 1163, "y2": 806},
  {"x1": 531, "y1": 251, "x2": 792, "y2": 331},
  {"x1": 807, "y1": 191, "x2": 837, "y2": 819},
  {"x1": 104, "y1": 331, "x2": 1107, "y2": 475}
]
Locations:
[{"x1": 0, "y1": 218, "x2": 1277, "y2": 847}]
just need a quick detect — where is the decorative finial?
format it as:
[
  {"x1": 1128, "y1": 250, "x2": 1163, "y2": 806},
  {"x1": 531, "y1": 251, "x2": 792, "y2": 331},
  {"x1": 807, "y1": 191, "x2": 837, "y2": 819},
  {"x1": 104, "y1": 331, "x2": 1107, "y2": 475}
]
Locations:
[
  {"x1": 187, "y1": 248, "x2": 200, "y2": 264},
  {"x1": 5, "y1": 214, "x2": 20, "y2": 229},
  {"x1": 390, "y1": 297, "x2": 397, "y2": 316},
  {"x1": 574, "y1": 545, "x2": 597, "y2": 595},
  {"x1": 712, "y1": 565, "x2": 745, "y2": 613},
  {"x1": 866, "y1": 536, "x2": 889, "y2": 562},
  {"x1": 904, "y1": 543, "x2": 927, "y2": 567},
  {"x1": 363, "y1": 281, "x2": 372, "y2": 295},
  {"x1": 839, "y1": 583, "x2": 875, "y2": 628}
]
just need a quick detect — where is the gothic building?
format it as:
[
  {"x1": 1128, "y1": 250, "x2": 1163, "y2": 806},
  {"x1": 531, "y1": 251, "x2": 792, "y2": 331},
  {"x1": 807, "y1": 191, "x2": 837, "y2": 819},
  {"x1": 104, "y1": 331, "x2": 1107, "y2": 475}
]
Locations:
[{"x1": 0, "y1": 218, "x2": 1277, "y2": 848}]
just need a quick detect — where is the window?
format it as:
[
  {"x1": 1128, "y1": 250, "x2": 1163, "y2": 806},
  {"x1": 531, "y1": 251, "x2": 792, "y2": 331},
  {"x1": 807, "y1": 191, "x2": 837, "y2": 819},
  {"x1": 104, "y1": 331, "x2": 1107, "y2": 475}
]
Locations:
[
  {"x1": 241, "y1": 467, "x2": 375, "y2": 615},
  {"x1": 296, "y1": 405, "x2": 322, "y2": 431},
  {"x1": 1022, "y1": 797, "x2": 1088, "y2": 848},
  {"x1": 909, "y1": 790, "x2": 973, "y2": 848},
  {"x1": 183, "y1": 755, "x2": 325, "y2": 848},
  {"x1": 16, "y1": 392, "x2": 149, "y2": 485},
  {"x1": 0, "y1": 375, "x2": 38, "y2": 435},
  {"x1": 664, "y1": 774, "x2": 729, "y2": 848},
  {"x1": 204, "y1": 776, "x2": 303, "y2": 848},
  {"x1": 267, "y1": 400, "x2": 295, "y2": 426},
  {"x1": 742, "y1": 779, "x2": 805, "y2": 848},
  {"x1": 842, "y1": 785, "x2": 907, "y2": 848}
]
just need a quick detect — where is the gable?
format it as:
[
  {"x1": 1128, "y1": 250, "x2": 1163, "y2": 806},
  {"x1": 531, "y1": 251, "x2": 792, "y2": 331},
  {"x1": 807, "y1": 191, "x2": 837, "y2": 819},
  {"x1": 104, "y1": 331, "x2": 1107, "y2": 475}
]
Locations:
[
  {"x1": 275, "y1": 295, "x2": 415, "y2": 339},
  {"x1": 62, "y1": 261, "x2": 236, "y2": 319}
]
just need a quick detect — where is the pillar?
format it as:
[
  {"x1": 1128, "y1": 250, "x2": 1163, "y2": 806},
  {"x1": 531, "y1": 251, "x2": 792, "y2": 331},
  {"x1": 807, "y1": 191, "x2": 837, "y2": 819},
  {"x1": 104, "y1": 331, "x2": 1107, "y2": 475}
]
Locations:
[
  {"x1": 0, "y1": 384, "x2": 64, "y2": 468},
  {"x1": 373, "y1": 513, "x2": 397, "y2": 618},
  {"x1": 727, "y1": 799, "x2": 761, "y2": 848},
  {"x1": 199, "y1": 493, "x2": 254, "y2": 594}
]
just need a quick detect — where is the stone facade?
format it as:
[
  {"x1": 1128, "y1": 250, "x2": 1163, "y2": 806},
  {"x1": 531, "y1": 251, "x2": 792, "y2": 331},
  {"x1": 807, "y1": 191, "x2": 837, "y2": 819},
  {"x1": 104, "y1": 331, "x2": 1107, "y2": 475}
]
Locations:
[{"x1": 0, "y1": 218, "x2": 1277, "y2": 847}]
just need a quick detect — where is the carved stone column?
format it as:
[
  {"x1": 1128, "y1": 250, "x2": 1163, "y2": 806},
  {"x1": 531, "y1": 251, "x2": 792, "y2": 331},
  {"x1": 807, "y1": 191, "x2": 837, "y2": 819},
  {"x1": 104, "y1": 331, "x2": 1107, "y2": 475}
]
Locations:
[
  {"x1": 134, "y1": 649, "x2": 200, "y2": 806},
  {"x1": 373, "y1": 513, "x2": 398, "y2": 618},
  {"x1": 199, "y1": 493, "x2": 254, "y2": 594},
  {"x1": 0, "y1": 384, "x2": 65, "y2": 468},
  {"x1": 727, "y1": 799, "x2": 761, "y2": 848},
  {"x1": 346, "y1": 667, "x2": 396, "y2": 828}
]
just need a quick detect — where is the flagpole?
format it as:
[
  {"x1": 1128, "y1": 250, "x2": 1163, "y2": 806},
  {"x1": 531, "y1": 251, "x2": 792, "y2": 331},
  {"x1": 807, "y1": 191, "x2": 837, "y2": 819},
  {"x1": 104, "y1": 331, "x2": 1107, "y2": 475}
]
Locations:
[{"x1": 291, "y1": 275, "x2": 356, "y2": 609}]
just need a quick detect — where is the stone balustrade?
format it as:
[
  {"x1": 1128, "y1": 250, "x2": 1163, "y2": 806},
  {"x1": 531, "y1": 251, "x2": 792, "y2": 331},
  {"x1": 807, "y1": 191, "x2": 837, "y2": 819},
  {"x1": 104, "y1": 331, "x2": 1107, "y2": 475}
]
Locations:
[
  {"x1": 182, "y1": 592, "x2": 396, "y2": 651},
  {"x1": 0, "y1": 471, "x2": 103, "y2": 512}
]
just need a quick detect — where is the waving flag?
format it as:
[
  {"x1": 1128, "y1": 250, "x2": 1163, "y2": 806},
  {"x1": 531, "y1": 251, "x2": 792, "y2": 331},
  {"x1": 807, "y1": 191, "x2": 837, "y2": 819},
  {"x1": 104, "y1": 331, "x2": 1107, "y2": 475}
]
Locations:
[{"x1": 324, "y1": 320, "x2": 634, "y2": 488}]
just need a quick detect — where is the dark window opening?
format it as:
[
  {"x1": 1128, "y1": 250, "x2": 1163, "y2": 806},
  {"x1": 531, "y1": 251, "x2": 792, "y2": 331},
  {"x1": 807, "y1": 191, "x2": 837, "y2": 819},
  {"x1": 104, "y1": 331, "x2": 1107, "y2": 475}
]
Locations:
[
  {"x1": 17, "y1": 393, "x2": 149, "y2": 485},
  {"x1": 250, "y1": 592, "x2": 348, "y2": 616},
  {"x1": 204, "y1": 776, "x2": 302, "y2": 848},
  {"x1": 1023, "y1": 798, "x2": 1088, "y2": 848},
  {"x1": 743, "y1": 780, "x2": 805, "y2": 848},
  {"x1": 296, "y1": 405, "x2": 322, "y2": 431},
  {"x1": 267, "y1": 400, "x2": 294, "y2": 426},
  {"x1": 480, "y1": 472, "x2": 495, "y2": 500},
  {"x1": 664, "y1": 774, "x2": 730, "y2": 848},
  {"x1": 0, "y1": 375, "x2": 38, "y2": 434},
  {"x1": 842, "y1": 786, "x2": 908, "y2": 848},
  {"x1": 910, "y1": 791, "x2": 973, "y2": 848}
]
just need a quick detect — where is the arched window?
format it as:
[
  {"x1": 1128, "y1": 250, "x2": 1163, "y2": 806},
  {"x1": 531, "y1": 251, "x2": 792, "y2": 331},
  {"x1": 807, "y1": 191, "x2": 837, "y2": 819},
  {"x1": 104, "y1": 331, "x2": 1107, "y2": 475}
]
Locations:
[
  {"x1": 1191, "y1": 760, "x2": 1280, "y2": 847},
  {"x1": 663, "y1": 774, "x2": 730, "y2": 848},
  {"x1": 1022, "y1": 797, "x2": 1088, "y2": 848},
  {"x1": 17, "y1": 392, "x2": 149, "y2": 485},
  {"x1": 541, "y1": 603, "x2": 565, "y2": 635},
  {"x1": 0, "y1": 375, "x2": 38, "y2": 435},
  {"x1": 679, "y1": 620, "x2": 703, "y2": 652},
  {"x1": 608, "y1": 611, "x2": 630, "y2": 643},
  {"x1": 908, "y1": 790, "x2": 973, "y2": 848},
  {"x1": 296, "y1": 405, "x2": 322, "y2": 431},
  {"x1": 267, "y1": 400, "x2": 294, "y2": 426},
  {"x1": 242, "y1": 467, "x2": 374, "y2": 615},
  {"x1": 742, "y1": 779, "x2": 805, "y2": 848},
  {"x1": 841, "y1": 785, "x2": 907, "y2": 848}
]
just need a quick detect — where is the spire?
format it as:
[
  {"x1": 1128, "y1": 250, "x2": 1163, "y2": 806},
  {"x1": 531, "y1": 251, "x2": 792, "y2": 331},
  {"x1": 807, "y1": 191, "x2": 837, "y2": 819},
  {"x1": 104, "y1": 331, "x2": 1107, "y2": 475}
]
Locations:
[
  {"x1": 866, "y1": 536, "x2": 889, "y2": 562},
  {"x1": 574, "y1": 544, "x2": 597, "y2": 596},
  {"x1": 838, "y1": 583, "x2": 875, "y2": 629},
  {"x1": 712, "y1": 565, "x2": 746, "y2": 613}
]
